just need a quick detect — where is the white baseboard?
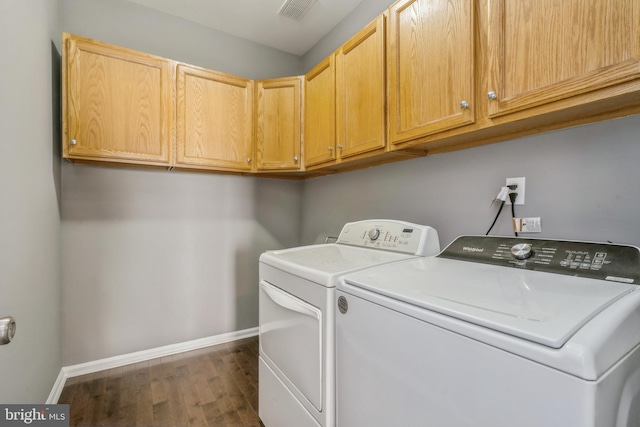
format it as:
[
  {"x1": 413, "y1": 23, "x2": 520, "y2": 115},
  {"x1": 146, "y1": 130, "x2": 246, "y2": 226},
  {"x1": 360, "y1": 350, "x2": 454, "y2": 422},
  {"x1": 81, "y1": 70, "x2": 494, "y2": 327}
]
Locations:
[{"x1": 47, "y1": 327, "x2": 258, "y2": 404}]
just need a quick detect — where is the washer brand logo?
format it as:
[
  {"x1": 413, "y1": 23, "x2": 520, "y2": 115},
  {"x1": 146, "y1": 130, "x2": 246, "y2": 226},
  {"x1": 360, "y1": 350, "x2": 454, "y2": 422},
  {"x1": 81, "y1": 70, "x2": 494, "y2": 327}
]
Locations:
[
  {"x1": 338, "y1": 296, "x2": 349, "y2": 314},
  {"x1": 1, "y1": 405, "x2": 68, "y2": 426},
  {"x1": 463, "y1": 246, "x2": 484, "y2": 253}
]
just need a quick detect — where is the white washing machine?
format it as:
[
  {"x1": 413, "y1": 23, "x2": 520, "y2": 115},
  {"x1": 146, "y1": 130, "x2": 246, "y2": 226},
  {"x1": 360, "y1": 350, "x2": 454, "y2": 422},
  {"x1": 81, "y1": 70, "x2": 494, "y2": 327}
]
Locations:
[
  {"x1": 258, "y1": 219, "x2": 440, "y2": 427},
  {"x1": 336, "y1": 235, "x2": 640, "y2": 427}
]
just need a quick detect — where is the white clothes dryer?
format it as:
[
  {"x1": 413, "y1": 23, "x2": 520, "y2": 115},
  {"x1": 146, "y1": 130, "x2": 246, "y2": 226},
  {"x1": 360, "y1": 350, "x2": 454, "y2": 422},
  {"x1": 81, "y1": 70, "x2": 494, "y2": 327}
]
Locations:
[
  {"x1": 258, "y1": 219, "x2": 440, "y2": 427},
  {"x1": 336, "y1": 235, "x2": 640, "y2": 427}
]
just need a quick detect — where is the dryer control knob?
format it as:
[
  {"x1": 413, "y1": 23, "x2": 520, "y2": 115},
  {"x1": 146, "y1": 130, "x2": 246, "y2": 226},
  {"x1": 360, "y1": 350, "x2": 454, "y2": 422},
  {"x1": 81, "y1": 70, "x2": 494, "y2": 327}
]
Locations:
[
  {"x1": 368, "y1": 228, "x2": 380, "y2": 241},
  {"x1": 511, "y1": 243, "x2": 533, "y2": 260}
]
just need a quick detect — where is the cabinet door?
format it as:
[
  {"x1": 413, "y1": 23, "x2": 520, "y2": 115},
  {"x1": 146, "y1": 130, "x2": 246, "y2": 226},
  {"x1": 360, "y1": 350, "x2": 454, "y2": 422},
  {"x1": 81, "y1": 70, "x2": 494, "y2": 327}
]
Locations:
[
  {"x1": 304, "y1": 56, "x2": 336, "y2": 167},
  {"x1": 63, "y1": 33, "x2": 174, "y2": 165},
  {"x1": 176, "y1": 64, "x2": 253, "y2": 171},
  {"x1": 255, "y1": 77, "x2": 302, "y2": 171},
  {"x1": 388, "y1": 0, "x2": 474, "y2": 145},
  {"x1": 336, "y1": 15, "x2": 386, "y2": 159},
  {"x1": 487, "y1": 0, "x2": 640, "y2": 117}
]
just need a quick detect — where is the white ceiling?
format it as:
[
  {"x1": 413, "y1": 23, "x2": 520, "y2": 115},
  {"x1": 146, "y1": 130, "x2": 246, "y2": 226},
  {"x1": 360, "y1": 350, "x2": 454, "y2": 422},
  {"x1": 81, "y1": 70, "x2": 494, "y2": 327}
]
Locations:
[{"x1": 124, "y1": 0, "x2": 365, "y2": 56}]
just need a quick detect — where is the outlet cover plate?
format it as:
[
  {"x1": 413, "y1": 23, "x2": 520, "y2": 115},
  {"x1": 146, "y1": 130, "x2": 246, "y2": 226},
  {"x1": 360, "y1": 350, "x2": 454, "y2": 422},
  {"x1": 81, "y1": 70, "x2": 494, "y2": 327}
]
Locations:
[{"x1": 506, "y1": 177, "x2": 525, "y2": 205}]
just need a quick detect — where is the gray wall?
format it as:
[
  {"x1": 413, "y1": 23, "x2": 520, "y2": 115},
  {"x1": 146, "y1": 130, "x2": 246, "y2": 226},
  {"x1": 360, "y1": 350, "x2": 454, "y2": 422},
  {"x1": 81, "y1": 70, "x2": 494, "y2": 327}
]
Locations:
[
  {"x1": 0, "y1": 0, "x2": 62, "y2": 402},
  {"x1": 62, "y1": 0, "x2": 304, "y2": 79},
  {"x1": 301, "y1": 114, "x2": 640, "y2": 248},
  {"x1": 60, "y1": 0, "x2": 303, "y2": 365},
  {"x1": 300, "y1": 0, "x2": 640, "y2": 248},
  {"x1": 61, "y1": 165, "x2": 300, "y2": 364}
]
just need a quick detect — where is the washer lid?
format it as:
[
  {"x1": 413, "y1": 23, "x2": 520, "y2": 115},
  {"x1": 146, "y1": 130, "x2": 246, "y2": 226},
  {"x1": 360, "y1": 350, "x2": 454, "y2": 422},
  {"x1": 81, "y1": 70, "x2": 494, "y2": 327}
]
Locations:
[
  {"x1": 343, "y1": 257, "x2": 636, "y2": 349},
  {"x1": 260, "y1": 244, "x2": 414, "y2": 287}
]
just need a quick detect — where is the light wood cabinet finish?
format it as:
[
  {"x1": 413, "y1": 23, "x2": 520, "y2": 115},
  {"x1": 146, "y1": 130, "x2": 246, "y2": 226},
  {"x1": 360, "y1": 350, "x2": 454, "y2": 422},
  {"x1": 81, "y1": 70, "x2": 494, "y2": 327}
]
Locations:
[
  {"x1": 304, "y1": 56, "x2": 336, "y2": 168},
  {"x1": 255, "y1": 77, "x2": 303, "y2": 171},
  {"x1": 63, "y1": 0, "x2": 640, "y2": 180},
  {"x1": 388, "y1": 0, "x2": 475, "y2": 145},
  {"x1": 63, "y1": 33, "x2": 174, "y2": 166},
  {"x1": 487, "y1": 0, "x2": 640, "y2": 117},
  {"x1": 176, "y1": 64, "x2": 254, "y2": 172},
  {"x1": 336, "y1": 14, "x2": 387, "y2": 159}
]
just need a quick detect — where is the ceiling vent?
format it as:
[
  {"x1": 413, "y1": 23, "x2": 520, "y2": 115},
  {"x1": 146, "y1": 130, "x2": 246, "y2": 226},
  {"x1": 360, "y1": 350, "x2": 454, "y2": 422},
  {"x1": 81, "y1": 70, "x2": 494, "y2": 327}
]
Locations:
[{"x1": 278, "y1": 0, "x2": 318, "y2": 21}]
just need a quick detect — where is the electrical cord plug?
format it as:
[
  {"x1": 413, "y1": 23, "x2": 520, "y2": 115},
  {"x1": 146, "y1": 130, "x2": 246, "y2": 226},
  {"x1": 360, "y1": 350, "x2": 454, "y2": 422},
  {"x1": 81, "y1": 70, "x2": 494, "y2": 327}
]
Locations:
[
  {"x1": 493, "y1": 186, "x2": 509, "y2": 203},
  {"x1": 508, "y1": 192, "x2": 518, "y2": 204}
]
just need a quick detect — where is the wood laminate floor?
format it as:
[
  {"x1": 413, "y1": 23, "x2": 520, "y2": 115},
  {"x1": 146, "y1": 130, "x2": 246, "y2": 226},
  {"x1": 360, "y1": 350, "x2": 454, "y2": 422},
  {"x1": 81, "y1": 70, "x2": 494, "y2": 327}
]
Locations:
[{"x1": 58, "y1": 336, "x2": 263, "y2": 427}]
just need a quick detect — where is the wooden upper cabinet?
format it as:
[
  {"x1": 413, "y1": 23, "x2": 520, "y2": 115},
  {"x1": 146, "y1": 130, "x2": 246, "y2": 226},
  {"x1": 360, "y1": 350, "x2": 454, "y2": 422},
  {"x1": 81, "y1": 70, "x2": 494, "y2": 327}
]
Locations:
[
  {"x1": 176, "y1": 64, "x2": 254, "y2": 171},
  {"x1": 336, "y1": 14, "x2": 387, "y2": 159},
  {"x1": 63, "y1": 33, "x2": 174, "y2": 166},
  {"x1": 388, "y1": 0, "x2": 474, "y2": 145},
  {"x1": 487, "y1": 0, "x2": 640, "y2": 117},
  {"x1": 304, "y1": 56, "x2": 336, "y2": 168},
  {"x1": 255, "y1": 77, "x2": 302, "y2": 171}
]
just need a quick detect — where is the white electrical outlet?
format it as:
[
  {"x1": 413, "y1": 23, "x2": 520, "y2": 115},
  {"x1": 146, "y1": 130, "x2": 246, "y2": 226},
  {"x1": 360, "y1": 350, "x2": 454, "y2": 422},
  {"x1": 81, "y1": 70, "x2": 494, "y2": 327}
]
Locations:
[{"x1": 506, "y1": 177, "x2": 525, "y2": 205}]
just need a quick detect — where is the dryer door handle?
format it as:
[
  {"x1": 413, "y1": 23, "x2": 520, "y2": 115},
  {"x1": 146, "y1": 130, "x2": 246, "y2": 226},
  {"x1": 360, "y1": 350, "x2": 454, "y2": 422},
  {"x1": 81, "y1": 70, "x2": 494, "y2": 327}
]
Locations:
[{"x1": 260, "y1": 281, "x2": 320, "y2": 320}]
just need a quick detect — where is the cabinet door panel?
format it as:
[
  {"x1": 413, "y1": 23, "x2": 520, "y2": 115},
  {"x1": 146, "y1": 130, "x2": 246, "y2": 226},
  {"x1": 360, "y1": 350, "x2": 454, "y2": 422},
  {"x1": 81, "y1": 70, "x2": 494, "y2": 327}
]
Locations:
[
  {"x1": 256, "y1": 78, "x2": 302, "y2": 171},
  {"x1": 388, "y1": 0, "x2": 474, "y2": 145},
  {"x1": 64, "y1": 35, "x2": 173, "y2": 165},
  {"x1": 488, "y1": 0, "x2": 640, "y2": 116},
  {"x1": 304, "y1": 56, "x2": 336, "y2": 167},
  {"x1": 336, "y1": 15, "x2": 386, "y2": 158},
  {"x1": 176, "y1": 65, "x2": 253, "y2": 171}
]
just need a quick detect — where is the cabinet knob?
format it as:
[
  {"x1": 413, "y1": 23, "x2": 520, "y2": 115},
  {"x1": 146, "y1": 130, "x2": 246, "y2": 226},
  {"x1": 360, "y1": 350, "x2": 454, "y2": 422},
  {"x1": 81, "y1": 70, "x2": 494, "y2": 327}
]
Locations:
[
  {"x1": 247, "y1": 157, "x2": 252, "y2": 163},
  {"x1": 328, "y1": 146, "x2": 333, "y2": 151},
  {"x1": 70, "y1": 139, "x2": 77, "y2": 145},
  {"x1": 338, "y1": 144, "x2": 343, "y2": 149},
  {"x1": 294, "y1": 156, "x2": 299, "y2": 162},
  {"x1": 460, "y1": 100, "x2": 469, "y2": 109},
  {"x1": 487, "y1": 91, "x2": 497, "y2": 101}
]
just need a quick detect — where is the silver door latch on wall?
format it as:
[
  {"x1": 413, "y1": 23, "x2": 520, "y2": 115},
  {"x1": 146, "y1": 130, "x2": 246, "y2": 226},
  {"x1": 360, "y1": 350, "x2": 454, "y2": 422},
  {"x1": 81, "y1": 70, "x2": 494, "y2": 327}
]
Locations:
[{"x1": 0, "y1": 316, "x2": 16, "y2": 345}]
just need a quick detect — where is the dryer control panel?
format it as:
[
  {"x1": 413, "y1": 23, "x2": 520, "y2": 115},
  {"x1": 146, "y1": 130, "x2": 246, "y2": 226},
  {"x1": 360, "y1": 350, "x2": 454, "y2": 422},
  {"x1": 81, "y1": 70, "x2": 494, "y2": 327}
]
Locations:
[
  {"x1": 439, "y1": 236, "x2": 640, "y2": 284},
  {"x1": 336, "y1": 219, "x2": 440, "y2": 256}
]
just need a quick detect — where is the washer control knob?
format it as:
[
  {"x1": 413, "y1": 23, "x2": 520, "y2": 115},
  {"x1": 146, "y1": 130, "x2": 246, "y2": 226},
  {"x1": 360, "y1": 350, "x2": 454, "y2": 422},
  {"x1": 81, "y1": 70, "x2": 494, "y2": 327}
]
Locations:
[
  {"x1": 0, "y1": 316, "x2": 16, "y2": 345},
  {"x1": 511, "y1": 243, "x2": 533, "y2": 260},
  {"x1": 368, "y1": 228, "x2": 381, "y2": 241}
]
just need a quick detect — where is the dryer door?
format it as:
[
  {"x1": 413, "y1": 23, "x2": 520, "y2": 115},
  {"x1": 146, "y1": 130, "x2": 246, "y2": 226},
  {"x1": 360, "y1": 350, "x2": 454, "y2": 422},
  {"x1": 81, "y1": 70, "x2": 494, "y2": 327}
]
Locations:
[{"x1": 259, "y1": 280, "x2": 323, "y2": 411}]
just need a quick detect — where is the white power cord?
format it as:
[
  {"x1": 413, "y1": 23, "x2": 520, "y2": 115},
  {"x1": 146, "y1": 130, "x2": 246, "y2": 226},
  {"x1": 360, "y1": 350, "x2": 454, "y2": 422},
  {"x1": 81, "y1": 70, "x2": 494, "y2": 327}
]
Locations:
[
  {"x1": 486, "y1": 185, "x2": 517, "y2": 235},
  {"x1": 493, "y1": 186, "x2": 509, "y2": 203}
]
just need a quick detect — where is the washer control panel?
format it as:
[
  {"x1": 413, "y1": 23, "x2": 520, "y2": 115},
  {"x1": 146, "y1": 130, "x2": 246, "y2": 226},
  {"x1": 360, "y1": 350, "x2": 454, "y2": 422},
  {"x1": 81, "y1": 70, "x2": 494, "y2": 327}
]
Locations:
[
  {"x1": 336, "y1": 220, "x2": 440, "y2": 256},
  {"x1": 439, "y1": 235, "x2": 640, "y2": 284}
]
